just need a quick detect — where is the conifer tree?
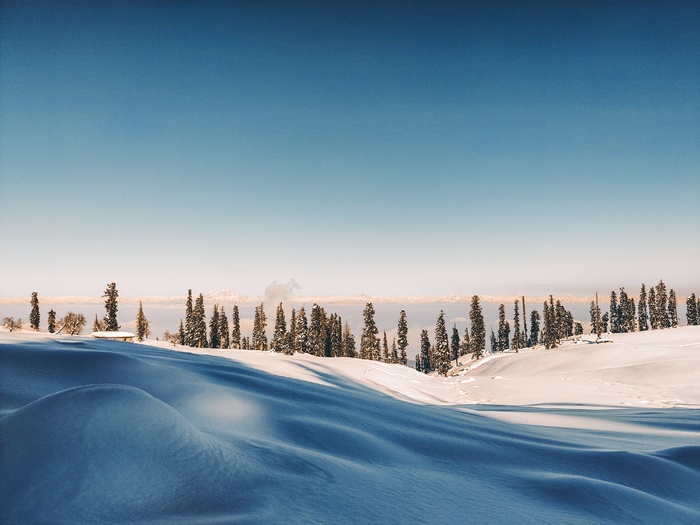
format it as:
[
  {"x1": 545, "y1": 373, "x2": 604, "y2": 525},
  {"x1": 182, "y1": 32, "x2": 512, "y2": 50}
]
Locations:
[
  {"x1": 497, "y1": 304, "x2": 507, "y2": 352},
  {"x1": 330, "y1": 314, "x2": 343, "y2": 357},
  {"x1": 343, "y1": 322, "x2": 357, "y2": 358},
  {"x1": 542, "y1": 297, "x2": 557, "y2": 349},
  {"x1": 638, "y1": 284, "x2": 649, "y2": 331},
  {"x1": 648, "y1": 287, "x2": 658, "y2": 329},
  {"x1": 360, "y1": 303, "x2": 380, "y2": 360},
  {"x1": 529, "y1": 309, "x2": 540, "y2": 346},
  {"x1": 391, "y1": 338, "x2": 398, "y2": 363},
  {"x1": 30, "y1": 292, "x2": 40, "y2": 331},
  {"x1": 655, "y1": 280, "x2": 669, "y2": 329},
  {"x1": 601, "y1": 312, "x2": 609, "y2": 333},
  {"x1": 419, "y1": 329, "x2": 431, "y2": 373},
  {"x1": 295, "y1": 306, "x2": 308, "y2": 354},
  {"x1": 219, "y1": 306, "x2": 230, "y2": 349},
  {"x1": 288, "y1": 309, "x2": 297, "y2": 354},
  {"x1": 185, "y1": 289, "x2": 194, "y2": 347},
  {"x1": 231, "y1": 305, "x2": 241, "y2": 349},
  {"x1": 102, "y1": 282, "x2": 120, "y2": 331},
  {"x1": 47, "y1": 309, "x2": 56, "y2": 334},
  {"x1": 136, "y1": 301, "x2": 150, "y2": 342},
  {"x1": 668, "y1": 289, "x2": 678, "y2": 328},
  {"x1": 469, "y1": 295, "x2": 486, "y2": 359},
  {"x1": 609, "y1": 291, "x2": 619, "y2": 333},
  {"x1": 512, "y1": 300, "x2": 521, "y2": 352},
  {"x1": 382, "y1": 331, "x2": 390, "y2": 362},
  {"x1": 178, "y1": 319, "x2": 185, "y2": 345},
  {"x1": 252, "y1": 303, "x2": 268, "y2": 351},
  {"x1": 490, "y1": 329, "x2": 497, "y2": 353},
  {"x1": 451, "y1": 325, "x2": 460, "y2": 363},
  {"x1": 308, "y1": 304, "x2": 327, "y2": 357},
  {"x1": 434, "y1": 311, "x2": 451, "y2": 376},
  {"x1": 192, "y1": 294, "x2": 208, "y2": 347},
  {"x1": 686, "y1": 293, "x2": 698, "y2": 326},
  {"x1": 92, "y1": 314, "x2": 104, "y2": 332},
  {"x1": 271, "y1": 302, "x2": 287, "y2": 353},
  {"x1": 574, "y1": 322, "x2": 583, "y2": 335},
  {"x1": 209, "y1": 305, "x2": 220, "y2": 349},
  {"x1": 397, "y1": 310, "x2": 409, "y2": 365},
  {"x1": 460, "y1": 326, "x2": 471, "y2": 356}
]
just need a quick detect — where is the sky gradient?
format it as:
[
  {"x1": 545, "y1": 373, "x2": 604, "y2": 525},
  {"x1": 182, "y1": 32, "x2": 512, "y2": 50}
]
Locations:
[{"x1": 1, "y1": 1, "x2": 698, "y2": 299}]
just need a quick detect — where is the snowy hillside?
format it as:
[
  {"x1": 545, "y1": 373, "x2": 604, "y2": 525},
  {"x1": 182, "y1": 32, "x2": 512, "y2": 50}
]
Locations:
[{"x1": 2, "y1": 328, "x2": 700, "y2": 523}]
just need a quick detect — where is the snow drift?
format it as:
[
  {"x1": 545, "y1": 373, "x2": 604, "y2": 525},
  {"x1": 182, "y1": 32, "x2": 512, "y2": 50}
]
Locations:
[{"x1": 1, "y1": 329, "x2": 700, "y2": 523}]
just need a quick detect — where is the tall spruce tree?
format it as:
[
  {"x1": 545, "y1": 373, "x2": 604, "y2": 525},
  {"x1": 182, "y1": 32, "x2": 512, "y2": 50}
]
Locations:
[
  {"x1": 219, "y1": 306, "x2": 230, "y2": 349},
  {"x1": 102, "y1": 282, "x2": 120, "y2": 331},
  {"x1": 185, "y1": 289, "x2": 194, "y2": 347},
  {"x1": 391, "y1": 338, "x2": 398, "y2": 363},
  {"x1": 451, "y1": 325, "x2": 460, "y2": 364},
  {"x1": 419, "y1": 329, "x2": 431, "y2": 373},
  {"x1": 609, "y1": 291, "x2": 619, "y2": 333},
  {"x1": 497, "y1": 304, "x2": 507, "y2": 352},
  {"x1": 343, "y1": 322, "x2": 357, "y2": 358},
  {"x1": 434, "y1": 311, "x2": 450, "y2": 376},
  {"x1": 656, "y1": 280, "x2": 669, "y2": 329},
  {"x1": 648, "y1": 287, "x2": 658, "y2": 329},
  {"x1": 360, "y1": 303, "x2": 380, "y2": 360},
  {"x1": 30, "y1": 292, "x2": 40, "y2": 331},
  {"x1": 330, "y1": 314, "x2": 343, "y2": 357},
  {"x1": 638, "y1": 284, "x2": 649, "y2": 331},
  {"x1": 490, "y1": 329, "x2": 498, "y2": 353},
  {"x1": 209, "y1": 305, "x2": 220, "y2": 349},
  {"x1": 288, "y1": 309, "x2": 297, "y2": 354},
  {"x1": 178, "y1": 319, "x2": 185, "y2": 345},
  {"x1": 460, "y1": 326, "x2": 471, "y2": 356},
  {"x1": 47, "y1": 309, "x2": 56, "y2": 334},
  {"x1": 272, "y1": 302, "x2": 288, "y2": 353},
  {"x1": 231, "y1": 305, "x2": 241, "y2": 349},
  {"x1": 382, "y1": 331, "x2": 390, "y2": 362},
  {"x1": 668, "y1": 289, "x2": 678, "y2": 328},
  {"x1": 308, "y1": 304, "x2": 327, "y2": 357},
  {"x1": 686, "y1": 293, "x2": 698, "y2": 326},
  {"x1": 252, "y1": 303, "x2": 268, "y2": 351},
  {"x1": 529, "y1": 309, "x2": 540, "y2": 346},
  {"x1": 295, "y1": 306, "x2": 308, "y2": 354},
  {"x1": 469, "y1": 295, "x2": 486, "y2": 359},
  {"x1": 192, "y1": 294, "x2": 208, "y2": 348},
  {"x1": 512, "y1": 300, "x2": 521, "y2": 352},
  {"x1": 136, "y1": 301, "x2": 150, "y2": 342},
  {"x1": 397, "y1": 309, "x2": 408, "y2": 365}
]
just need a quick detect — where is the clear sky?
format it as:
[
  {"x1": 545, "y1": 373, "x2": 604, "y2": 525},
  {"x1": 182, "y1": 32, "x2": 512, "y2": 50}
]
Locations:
[{"x1": 1, "y1": 1, "x2": 698, "y2": 299}]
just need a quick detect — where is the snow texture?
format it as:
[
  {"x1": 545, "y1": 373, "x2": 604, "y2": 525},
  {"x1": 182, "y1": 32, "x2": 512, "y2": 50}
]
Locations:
[{"x1": 2, "y1": 327, "x2": 700, "y2": 524}]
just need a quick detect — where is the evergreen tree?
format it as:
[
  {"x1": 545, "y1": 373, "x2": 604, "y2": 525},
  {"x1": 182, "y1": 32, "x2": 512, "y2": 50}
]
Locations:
[
  {"x1": 391, "y1": 338, "x2": 398, "y2": 363},
  {"x1": 686, "y1": 293, "x2": 698, "y2": 326},
  {"x1": 638, "y1": 284, "x2": 649, "y2": 331},
  {"x1": 360, "y1": 303, "x2": 380, "y2": 360},
  {"x1": 308, "y1": 303, "x2": 327, "y2": 357},
  {"x1": 512, "y1": 300, "x2": 521, "y2": 353},
  {"x1": 601, "y1": 312, "x2": 609, "y2": 333},
  {"x1": 655, "y1": 280, "x2": 669, "y2": 329},
  {"x1": 178, "y1": 319, "x2": 185, "y2": 345},
  {"x1": 574, "y1": 322, "x2": 583, "y2": 335},
  {"x1": 102, "y1": 282, "x2": 120, "y2": 331},
  {"x1": 497, "y1": 304, "x2": 507, "y2": 352},
  {"x1": 542, "y1": 297, "x2": 557, "y2": 349},
  {"x1": 136, "y1": 301, "x2": 150, "y2": 342},
  {"x1": 252, "y1": 303, "x2": 268, "y2": 351},
  {"x1": 490, "y1": 328, "x2": 498, "y2": 353},
  {"x1": 469, "y1": 295, "x2": 486, "y2": 359},
  {"x1": 231, "y1": 305, "x2": 241, "y2": 349},
  {"x1": 382, "y1": 331, "x2": 390, "y2": 362},
  {"x1": 648, "y1": 287, "x2": 658, "y2": 329},
  {"x1": 668, "y1": 289, "x2": 678, "y2": 328},
  {"x1": 434, "y1": 311, "x2": 451, "y2": 376},
  {"x1": 29, "y1": 292, "x2": 40, "y2": 331},
  {"x1": 419, "y1": 329, "x2": 431, "y2": 373},
  {"x1": 47, "y1": 309, "x2": 56, "y2": 334},
  {"x1": 271, "y1": 302, "x2": 287, "y2": 353},
  {"x1": 618, "y1": 288, "x2": 635, "y2": 332},
  {"x1": 192, "y1": 294, "x2": 208, "y2": 348},
  {"x1": 460, "y1": 326, "x2": 471, "y2": 356},
  {"x1": 451, "y1": 325, "x2": 460, "y2": 364},
  {"x1": 295, "y1": 306, "x2": 308, "y2": 354},
  {"x1": 609, "y1": 291, "x2": 619, "y2": 333},
  {"x1": 185, "y1": 289, "x2": 194, "y2": 347},
  {"x1": 92, "y1": 314, "x2": 104, "y2": 332},
  {"x1": 209, "y1": 305, "x2": 220, "y2": 349},
  {"x1": 219, "y1": 307, "x2": 230, "y2": 349},
  {"x1": 288, "y1": 309, "x2": 297, "y2": 354},
  {"x1": 343, "y1": 322, "x2": 357, "y2": 358},
  {"x1": 397, "y1": 309, "x2": 409, "y2": 365},
  {"x1": 528, "y1": 309, "x2": 540, "y2": 347},
  {"x1": 329, "y1": 314, "x2": 343, "y2": 357}
]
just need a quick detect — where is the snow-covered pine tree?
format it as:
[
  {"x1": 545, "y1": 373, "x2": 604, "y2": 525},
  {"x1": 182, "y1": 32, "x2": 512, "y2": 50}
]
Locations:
[
  {"x1": 521, "y1": 296, "x2": 528, "y2": 348},
  {"x1": 655, "y1": 280, "x2": 669, "y2": 329},
  {"x1": 648, "y1": 287, "x2": 658, "y2": 329},
  {"x1": 451, "y1": 325, "x2": 460, "y2": 363},
  {"x1": 512, "y1": 300, "x2": 521, "y2": 353},
  {"x1": 343, "y1": 322, "x2": 357, "y2": 358},
  {"x1": 460, "y1": 325, "x2": 470, "y2": 356},
  {"x1": 219, "y1": 306, "x2": 230, "y2": 349},
  {"x1": 382, "y1": 331, "x2": 390, "y2": 362},
  {"x1": 272, "y1": 302, "x2": 287, "y2": 353},
  {"x1": 638, "y1": 284, "x2": 649, "y2": 331},
  {"x1": 231, "y1": 305, "x2": 241, "y2": 349},
  {"x1": 397, "y1": 309, "x2": 408, "y2": 365},
  {"x1": 490, "y1": 328, "x2": 497, "y2": 353},
  {"x1": 391, "y1": 338, "x2": 398, "y2": 363},
  {"x1": 185, "y1": 289, "x2": 194, "y2": 347},
  {"x1": 529, "y1": 309, "x2": 540, "y2": 346},
  {"x1": 686, "y1": 293, "x2": 698, "y2": 326},
  {"x1": 330, "y1": 314, "x2": 343, "y2": 357},
  {"x1": 308, "y1": 304, "x2": 326, "y2": 357},
  {"x1": 601, "y1": 312, "x2": 609, "y2": 333},
  {"x1": 193, "y1": 294, "x2": 208, "y2": 348},
  {"x1": 574, "y1": 322, "x2": 583, "y2": 335},
  {"x1": 360, "y1": 303, "x2": 380, "y2": 360},
  {"x1": 288, "y1": 308, "x2": 297, "y2": 354},
  {"x1": 252, "y1": 303, "x2": 268, "y2": 351},
  {"x1": 102, "y1": 282, "x2": 120, "y2": 331},
  {"x1": 209, "y1": 305, "x2": 220, "y2": 349},
  {"x1": 29, "y1": 292, "x2": 40, "y2": 331},
  {"x1": 47, "y1": 309, "x2": 56, "y2": 334},
  {"x1": 295, "y1": 306, "x2": 308, "y2": 354},
  {"x1": 497, "y1": 304, "x2": 507, "y2": 352},
  {"x1": 609, "y1": 291, "x2": 619, "y2": 333},
  {"x1": 419, "y1": 329, "x2": 431, "y2": 373},
  {"x1": 469, "y1": 295, "x2": 485, "y2": 359},
  {"x1": 668, "y1": 289, "x2": 678, "y2": 328},
  {"x1": 434, "y1": 311, "x2": 450, "y2": 376},
  {"x1": 178, "y1": 319, "x2": 185, "y2": 345},
  {"x1": 136, "y1": 301, "x2": 150, "y2": 342}
]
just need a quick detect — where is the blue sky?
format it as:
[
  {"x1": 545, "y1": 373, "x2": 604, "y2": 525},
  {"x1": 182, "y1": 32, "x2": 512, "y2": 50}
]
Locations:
[{"x1": 1, "y1": 1, "x2": 698, "y2": 299}]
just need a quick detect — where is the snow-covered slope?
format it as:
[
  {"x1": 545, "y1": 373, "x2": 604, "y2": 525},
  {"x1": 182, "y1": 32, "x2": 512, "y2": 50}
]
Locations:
[{"x1": 2, "y1": 328, "x2": 700, "y2": 523}]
